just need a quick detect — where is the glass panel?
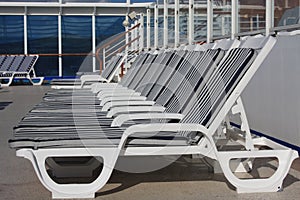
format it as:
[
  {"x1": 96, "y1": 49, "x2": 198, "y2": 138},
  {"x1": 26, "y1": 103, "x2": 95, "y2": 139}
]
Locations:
[
  {"x1": 27, "y1": 16, "x2": 58, "y2": 76},
  {"x1": 275, "y1": 0, "x2": 300, "y2": 27},
  {"x1": 194, "y1": 0, "x2": 208, "y2": 41},
  {"x1": 179, "y1": 2, "x2": 189, "y2": 44},
  {"x1": 0, "y1": 0, "x2": 58, "y2": 2},
  {"x1": 96, "y1": 16, "x2": 125, "y2": 45},
  {"x1": 63, "y1": 0, "x2": 126, "y2": 2},
  {"x1": 0, "y1": 16, "x2": 24, "y2": 54},
  {"x1": 62, "y1": 16, "x2": 92, "y2": 76},
  {"x1": 213, "y1": 0, "x2": 231, "y2": 37},
  {"x1": 239, "y1": 0, "x2": 266, "y2": 33}
]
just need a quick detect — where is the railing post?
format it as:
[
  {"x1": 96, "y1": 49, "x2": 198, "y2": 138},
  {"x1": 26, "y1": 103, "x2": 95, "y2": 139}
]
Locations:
[
  {"x1": 146, "y1": 9, "x2": 151, "y2": 50},
  {"x1": 174, "y1": 0, "x2": 179, "y2": 47},
  {"x1": 102, "y1": 48, "x2": 106, "y2": 72},
  {"x1": 58, "y1": 11, "x2": 62, "y2": 77},
  {"x1": 154, "y1": 3, "x2": 159, "y2": 49},
  {"x1": 231, "y1": 0, "x2": 238, "y2": 39},
  {"x1": 163, "y1": 0, "x2": 168, "y2": 48},
  {"x1": 139, "y1": 13, "x2": 144, "y2": 51},
  {"x1": 266, "y1": 0, "x2": 274, "y2": 35},
  {"x1": 92, "y1": 12, "x2": 96, "y2": 72},
  {"x1": 188, "y1": 0, "x2": 194, "y2": 45},
  {"x1": 24, "y1": 7, "x2": 28, "y2": 55},
  {"x1": 207, "y1": 0, "x2": 213, "y2": 43}
]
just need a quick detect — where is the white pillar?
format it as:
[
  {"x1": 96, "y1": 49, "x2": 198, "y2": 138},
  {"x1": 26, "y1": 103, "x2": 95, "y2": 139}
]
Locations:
[
  {"x1": 92, "y1": 13, "x2": 96, "y2": 72},
  {"x1": 125, "y1": 15, "x2": 129, "y2": 51},
  {"x1": 174, "y1": 0, "x2": 179, "y2": 47},
  {"x1": 188, "y1": 0, "x2": 194, "y2": 44},
  {"x1": 231, "y1": 0, "x2": 238, "y2": 39},
  {"x1": 154, "y1": 4, "x2": 159, "y2": 49},
  {"x1": 207, "y1": 0, "x2": 213, "y2": 43},
  {"x1": 146, "y1": 9, "x2": 151, "y2": 49},
  {"x1": 134, "y1": 20, "x2": 139, "y2": 51},
  {"x1": 58, "y1": 13, "x2": 62, "y2": 77},
  {"x1": 163, "y1": 0, "x2": 168, "y2": 48},
  {"x1": 266, "y1": 0, "x2": 274, "y2": 35},
  {"x1": 24, "y1": 10, "x2": 28, "y2": 55},
  {"x1": 139, "y1": 13, "x2": 144, "y2": 51}
]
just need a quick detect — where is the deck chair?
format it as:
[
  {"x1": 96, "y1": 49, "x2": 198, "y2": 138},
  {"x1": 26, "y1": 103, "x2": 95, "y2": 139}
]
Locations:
[
  {"x1": 0, "y1": 55, "x2": 43, "y2": 86},
  {"x1": 16, "y1": 47, "x2": 226, "y2": 128},
  {"x1": 51, "y1": 53, "x2": 127, "y2": 89},
  {"x1": 10, "y1": 36, "x2": 298, "y2": 199},
  {"x1": 22, "y1": 40, "x2": 234, "y2": 121}
]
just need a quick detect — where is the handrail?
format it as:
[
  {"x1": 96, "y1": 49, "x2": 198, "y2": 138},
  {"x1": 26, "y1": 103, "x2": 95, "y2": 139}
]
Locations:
[{"x1": 96, "y1": 23, "x2": 141, "y2": 75}]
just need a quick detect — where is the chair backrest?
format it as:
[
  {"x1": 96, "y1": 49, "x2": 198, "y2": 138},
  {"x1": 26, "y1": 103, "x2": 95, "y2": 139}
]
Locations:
[
  {"x1": 163, "y1": 48, "x2": 225, "y2": 113},
  {"x1": 146, "y1": 50, "x2": 188, "y2": 101},
  {"x1": 8, "y1": 56, "x2": 25, "y2": 72},
  {"x1": 136, "y1": 51, "x2": 175, "y2": 94},
  {"x1": 182, "y1": 48, "x2": 256, "y2": 126},
  {"x1": 17, "y1": 55, "x2": 38, "y2": 73},
  {"x1": 119, "y1": 53, "x2": 149, "y2": 86},
  {"x1": 126, "y1": 53, "x2": 158, "y2": 89},
  {"x1": 0, "y1": 56, "x2": 15, "y2": 71},
  {"x1": 0, "y1": 56, "x2": 6, "y2": 71},
  {"x1": 178, "y1": 36, "x2": 276, "y2": 141},
  {"x1": 101, "y1": 54, "x2": 124, "y2": 80}
]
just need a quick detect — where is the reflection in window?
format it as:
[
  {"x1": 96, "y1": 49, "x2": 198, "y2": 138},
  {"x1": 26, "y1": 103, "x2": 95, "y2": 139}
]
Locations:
[
  {"x1": 275, "y1": 0, "x2": 300, "y2": 27},
  {"x1": 238, "y1": 0, "x2": 266, "y2": 33},
  {"x1": 0, "y1": 16, "x2": 24, "y2": 54},
  {"x1": 28, "y1": 16, "x2": 58, "y2": 76},
  {"x1": 62, "y1": 16, "x2": 92, "y2": 76}
]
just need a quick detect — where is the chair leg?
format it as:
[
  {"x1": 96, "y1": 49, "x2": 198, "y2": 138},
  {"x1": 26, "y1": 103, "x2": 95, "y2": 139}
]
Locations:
[
  {"x1": 17, "y1": 148, "x2": 120, "y2": 199},
  {"x1": 46, "y1": 157, "x2": 101, "y2": 178},
  {"x1": 217, "y1": 149, "x2": 298, "y2": 193},
  {"x1": 0, "y1": 77, "x2": 13, "y2": 87}
]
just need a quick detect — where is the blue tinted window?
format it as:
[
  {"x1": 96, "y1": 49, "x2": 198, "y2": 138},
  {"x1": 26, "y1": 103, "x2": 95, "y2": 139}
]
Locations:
[
  {"x1": 0, "y1": 16, "x2": 24, "y2": 54},
  {"x1": 28, "y1": 16, "x2": 58, "y2": 76},
  {"x1": 62, "y1": 16, "x2": 92, "y2": 76},
  {"x1": 96, "y1": 16, "x2": 125, "y2": 45}
]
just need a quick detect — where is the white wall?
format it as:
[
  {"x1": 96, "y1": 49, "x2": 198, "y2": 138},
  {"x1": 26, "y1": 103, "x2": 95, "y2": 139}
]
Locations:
[{"x1": 241, "y1": 34, "x2": 300, "y2": 147}]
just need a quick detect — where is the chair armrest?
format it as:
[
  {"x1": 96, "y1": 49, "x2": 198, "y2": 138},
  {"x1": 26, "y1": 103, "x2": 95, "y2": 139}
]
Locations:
[
  {"x1": 111, "y1": 113, "x2": 184, "y2": 127},
  {"x1": 80, "y1": 75, "x2": 108, "y2": 87},
  {"x1": 119, "y1": 123, "x2": 210, "y2": 149},
  {"x1": 91, "y1": 83, "x2": 120, "y2": 93},
  {"x1": 100, "y1": 96, "x2": 147, "y2": 106},
  {"x1": 107, "y1": 105, "x2": 166, "y2": 118},
  {"x1": 101, "y1": 100, "x2": 155, "y2": 111},
  {"x1": 98, "y1": 91, "x2": 141, "y2": 100}
]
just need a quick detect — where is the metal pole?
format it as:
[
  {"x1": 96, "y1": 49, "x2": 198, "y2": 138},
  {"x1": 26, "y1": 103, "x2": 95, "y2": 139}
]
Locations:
[
  {"x1": 146, "y1": 9, "x2": 151, "y2": 49},
  {"x1": 266, "y1": 0, "x2": 274, "y2": 35},
  {"x1": 163, "y1": 0, "x2": 168, "y2": 48},
  {"x1": 154, "y1": 4, "x2": 159, "y2": 49},
  {"x1": 92, "y1": 13, "x2": 96, "y2": 72},
  {"x1": 58, "y1": 13, "x2": 62, "y2": 77},
  {"x1": 139, "y1": 13, "x2": 144, "y2": 51},
  {"x1": 24, "y1": 8, "x2": 28, "y2": 55},
  {"x1": 134, "y1": 20, "x2": 138, "y2": 50},
  {"x1": 125, "y1": 15, "x2": 129, "y2": 51},
  {"x1": 174, "y1": 0, "x2": 179, "y2": 47},
  {"x1": 231, "y1": 0, "x2": 238, "y2": 39},
  {"x1": 188, "y1": 0, "x2": 194, "y2": 44},
  {"x1": 207, "y1": 0, "x2": 213, "y2": 43}
]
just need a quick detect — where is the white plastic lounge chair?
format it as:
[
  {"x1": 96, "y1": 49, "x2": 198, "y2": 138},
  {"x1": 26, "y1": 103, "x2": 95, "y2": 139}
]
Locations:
[
  {"x1": 16, "y1": 48, "x2": 226, "y2": 128},
  {"x1": 0, "y1": 55, "x2": 43, "y2": 87},
  {"x1": 9, "y1": 36, "x2": 298, "y2": 199}
]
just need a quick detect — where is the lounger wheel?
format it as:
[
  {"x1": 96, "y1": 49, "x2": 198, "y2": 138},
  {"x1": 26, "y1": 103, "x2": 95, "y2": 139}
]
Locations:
[
  {"x1": 17, "y1": 148, "x2": 120, "y2": 199},
  {"x1": 217, "y1": 150, "x2": 298, "y2": 193}
]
